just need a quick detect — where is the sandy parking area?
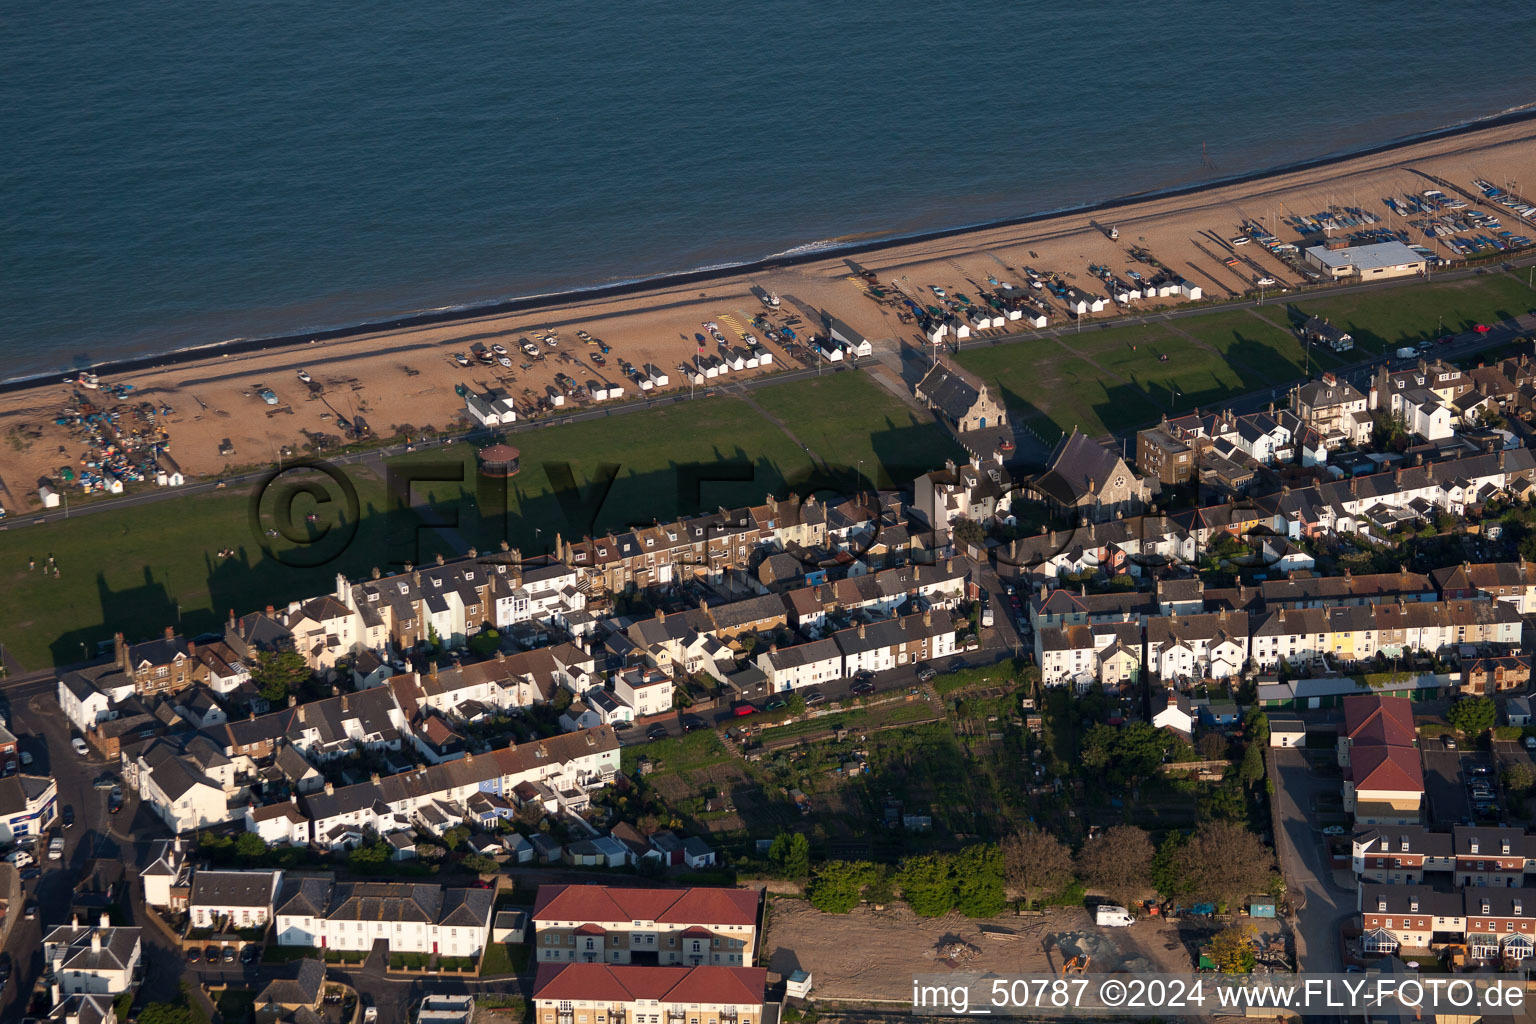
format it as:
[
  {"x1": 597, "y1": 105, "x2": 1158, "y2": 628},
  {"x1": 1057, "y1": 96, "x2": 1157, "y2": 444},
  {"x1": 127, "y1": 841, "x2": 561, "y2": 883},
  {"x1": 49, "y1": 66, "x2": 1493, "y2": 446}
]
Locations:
[{"x1": 763, "y1": 900, "x2": 1220, "y2": 1000}]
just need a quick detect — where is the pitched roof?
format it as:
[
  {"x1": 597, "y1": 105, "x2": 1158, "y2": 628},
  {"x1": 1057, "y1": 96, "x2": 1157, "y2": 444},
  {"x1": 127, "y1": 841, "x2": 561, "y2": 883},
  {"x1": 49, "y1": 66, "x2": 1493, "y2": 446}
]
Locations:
[
  {"x1": 533, "y1": 963, "x2": 767, "y2": 1006},
  {"x1": 916, "y1": 363, "x2": 988, "y2": 422},
  {"x1": 1343, "y1": 695, "x2": 1416, "y2": 747},
  {"x1": 1350, "y1": 745, "x2": 1424, "y2": 794},
  {"x1": 532, "y1": 884, "x2": 758, "y2": 927}
]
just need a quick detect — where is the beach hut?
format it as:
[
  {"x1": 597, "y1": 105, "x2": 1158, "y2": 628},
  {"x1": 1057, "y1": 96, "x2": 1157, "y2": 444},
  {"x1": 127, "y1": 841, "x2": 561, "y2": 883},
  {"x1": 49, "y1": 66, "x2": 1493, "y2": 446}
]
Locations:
[
  {"x1": 636, "y1": 373, "x2": 653, "y2": 391},
  {"x1": 39, "y1": 485, "x2": 61, "y2": 509},
  {"x1": 1024, "y1": 310, "x2": 1048, "y2": 328},
  {"x1": 681, "y1": 364, "x2": 704, "y2": 385},
  {"x1": 742, "y1": 351, "x2": 759, "y2": 369},
  {"x1": 1179, "y1": 281, "x2": 1203, "y2": 300},
  {"x1": 588, "y1": 382, "x2": 609, "y2": 402},
  {"x1": 754, "y1": 347, "x2": 773, "y2": 366},
  {"x1": 952, "y1": 321, "x2": 971, "y2": 340},
  {"x1": 607, "y1": 382, "x2": 624, "y2": 400},
  {"x1": 645, "y1": 364, "x2": 669, "y2": 387},
  {"x1": 702, "y1": 359, "x2": 719, "y2": 379},
  {"x1": 545, "y1": 386, "x2": 565, "y2": 408},
  {"x1": 925, "y1": 322, "x2": 948, "y2": 344},
  {"x1": 725, "y1": 349, "x2": 747, "y2": 371},
  {"x1": 1004, "y1": 307, "x2": 1022, "y2": 322}
]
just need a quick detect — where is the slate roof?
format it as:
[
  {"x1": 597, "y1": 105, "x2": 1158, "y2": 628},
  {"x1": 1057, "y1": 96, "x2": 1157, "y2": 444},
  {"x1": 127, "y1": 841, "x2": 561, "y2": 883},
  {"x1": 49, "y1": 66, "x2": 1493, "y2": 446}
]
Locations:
[
  {"x1": 916, "y1": 363, "x2": 987, "y2": 421},
  {"x1": 257, "y1": 957, "x2": 326, "y2": 1008},
  {"x1": 190, "y1": 869, "x2": 281, "y2": 908}
]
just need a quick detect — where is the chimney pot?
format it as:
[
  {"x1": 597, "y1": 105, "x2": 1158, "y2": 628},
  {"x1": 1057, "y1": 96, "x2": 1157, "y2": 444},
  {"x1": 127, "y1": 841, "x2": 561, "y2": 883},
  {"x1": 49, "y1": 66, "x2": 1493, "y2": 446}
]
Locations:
[{"x1": 324, "y1": 781, "x2": 334, "y2": 795}]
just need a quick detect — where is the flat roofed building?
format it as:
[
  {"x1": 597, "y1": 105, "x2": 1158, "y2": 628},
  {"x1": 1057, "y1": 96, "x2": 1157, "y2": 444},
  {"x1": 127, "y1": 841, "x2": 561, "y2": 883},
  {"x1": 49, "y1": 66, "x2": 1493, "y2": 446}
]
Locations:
[{"x1": 1304, "y1": 240, "x2": 1427, "y2": 280}]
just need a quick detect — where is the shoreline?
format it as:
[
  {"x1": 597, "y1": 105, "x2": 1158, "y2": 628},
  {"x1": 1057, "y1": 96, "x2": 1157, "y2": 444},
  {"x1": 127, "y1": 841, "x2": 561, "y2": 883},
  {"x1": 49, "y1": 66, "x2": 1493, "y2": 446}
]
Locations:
[{"x1": 7, "y1": 103, "x2": 1536, "y2": 394}]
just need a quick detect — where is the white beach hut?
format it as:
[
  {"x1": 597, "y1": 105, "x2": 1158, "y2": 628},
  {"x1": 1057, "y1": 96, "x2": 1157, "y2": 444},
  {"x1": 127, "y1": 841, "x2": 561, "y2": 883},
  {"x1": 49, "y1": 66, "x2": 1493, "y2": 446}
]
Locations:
[{"x1": 1179, "y1": 281, "x2": 1203, "y2": 300}]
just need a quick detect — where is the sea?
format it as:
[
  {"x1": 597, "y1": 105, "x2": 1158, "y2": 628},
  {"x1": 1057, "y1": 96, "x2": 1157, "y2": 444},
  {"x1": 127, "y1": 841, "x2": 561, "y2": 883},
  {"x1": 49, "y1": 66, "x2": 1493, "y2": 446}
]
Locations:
[{"x1": 4, "y1": 0, "x2": 1536, "y2": 382}]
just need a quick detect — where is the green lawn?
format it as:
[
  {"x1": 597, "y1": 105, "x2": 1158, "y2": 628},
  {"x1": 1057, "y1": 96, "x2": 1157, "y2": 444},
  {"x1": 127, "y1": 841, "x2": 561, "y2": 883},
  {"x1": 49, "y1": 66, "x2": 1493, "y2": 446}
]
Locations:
[
  {"x1": 479, "y1": 941, "x2": 530, "y2": 977},
  {"x1": 0, "y1": 371, "x2": 958, "y2": 670},
  {"x1": 1276, "y1": 272, "x2": 1536, "y2": 354},
  {"x1": 620, "y1": 728, "x2": 731, "y2": 776},
  {"x1": 749, "y1": 371, "x2": 965, "y2": 489},
  {"x1": 215, "y1": 989, "x2": 257, "y2": 1024},
  {"x1": 959, "y1": 271, "x2": 1534, "y2": 438}
]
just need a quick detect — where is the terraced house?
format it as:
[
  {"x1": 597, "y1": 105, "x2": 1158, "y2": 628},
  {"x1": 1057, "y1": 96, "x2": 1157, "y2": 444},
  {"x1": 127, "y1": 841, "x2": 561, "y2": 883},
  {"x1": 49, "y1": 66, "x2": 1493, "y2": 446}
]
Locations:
[
  {"x1": 532, "y1": 963, "x2": 766, "y2": 1024},
  {"x1": 532, "y1": 885, "x2": 760, "y2": 966},
  {"x1": 274, "y1": 875, "x2": 494, "y2": 956}
]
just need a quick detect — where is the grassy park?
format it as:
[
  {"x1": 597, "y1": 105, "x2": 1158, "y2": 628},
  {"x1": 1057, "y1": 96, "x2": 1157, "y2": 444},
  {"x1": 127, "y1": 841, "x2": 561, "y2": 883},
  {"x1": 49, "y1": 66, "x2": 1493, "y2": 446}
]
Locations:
[
  {"x1": 0, "y1": 370, "x2": 958, "y2": 669},
  {"x1": 959, "y1": 269, "x2": 1534, "y2": 438}
]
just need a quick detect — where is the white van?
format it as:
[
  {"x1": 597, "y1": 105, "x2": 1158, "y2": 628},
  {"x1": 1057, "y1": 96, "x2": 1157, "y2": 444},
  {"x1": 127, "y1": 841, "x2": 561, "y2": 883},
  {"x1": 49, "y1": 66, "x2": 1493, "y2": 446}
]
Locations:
[{"x1": 1095, "y1": 904, "x2": 1134, "y2": 927}]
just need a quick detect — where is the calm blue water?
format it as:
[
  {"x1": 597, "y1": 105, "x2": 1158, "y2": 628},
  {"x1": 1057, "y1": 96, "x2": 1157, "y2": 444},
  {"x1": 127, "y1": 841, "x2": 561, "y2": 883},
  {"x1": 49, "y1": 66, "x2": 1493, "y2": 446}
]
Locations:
[{"x1": 4, "y1": 1, "x2": 1535, "y2": 381}]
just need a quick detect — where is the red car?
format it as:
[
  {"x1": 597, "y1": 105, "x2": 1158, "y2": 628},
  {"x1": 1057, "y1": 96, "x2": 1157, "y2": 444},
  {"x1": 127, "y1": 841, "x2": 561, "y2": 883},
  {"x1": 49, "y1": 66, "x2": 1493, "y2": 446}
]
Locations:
[
  {"x1": 1435, "y1": 336, "x2": 1454, "y2": 345},
  {"x1": 1474, "y1": 324, "x2": 1492, "y2": 334},
  {"x1": 733, "y1": 705, "x2": 757, "y2": 717}
]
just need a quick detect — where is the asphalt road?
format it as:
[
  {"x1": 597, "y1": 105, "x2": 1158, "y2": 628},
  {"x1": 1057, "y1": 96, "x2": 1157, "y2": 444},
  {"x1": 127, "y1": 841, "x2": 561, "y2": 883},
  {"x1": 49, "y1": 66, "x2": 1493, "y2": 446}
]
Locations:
[{"x1": 1268, "y1": 748, "x2": 1353, "y2": 974}]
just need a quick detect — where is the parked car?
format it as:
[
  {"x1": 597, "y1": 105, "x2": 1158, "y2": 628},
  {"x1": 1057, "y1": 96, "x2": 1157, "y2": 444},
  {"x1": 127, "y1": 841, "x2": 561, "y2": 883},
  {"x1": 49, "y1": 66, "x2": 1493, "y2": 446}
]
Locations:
[
  {"x1": 49, "y1": 836, "x2": 64, "y2": 861},
  {"x1": 5, "y1": 850, "x2": 33, "y2": 868},
  {"x1": 19, "y1": 867, "x2": 41, "y2": 881},
  {"x1": 23, "y1": 900, "x2": 36, "y2": 920},
  {"x1": 733, "y1": 705, "x2": 757, "y2": 717},
  {"x1": 18, "y1": 751, "x2": 31, "y2": 767},
  {"x1": 850, "y1": 680, "x2": 875, "y2": 695},
  {"x1": 680, "y1": 715, "x2": 705, "y2": 732},
  {"x1": 241, "y1": 945, "x2": 260, "y2": 964},
  {"x1": 61, "y1": 806, "x2": 74, "y2": 828},
  {"x1": 71, "y1": 737, "x2": 89, "y2": 757},
  {"x1": 223, "y1": 946, "x2": 237, "y2": 963},
  {"x1": 1321, "y1": 825, "x2": 1347, "y2": 836},
  {"x1": 205, "y1": 944, "x2": 221, "y2": 963},
  {"x1": 646, "y1": 724, "x2": 668, "y2": 741},
  {"x1": 186, "y1": 947, "x2": 201, "y2": 964},
  {"x1": 916, "y1": 667, "x2": 937, "y2": 683},
  {"x1": 1442, "y1": 735, "x2": 1457, "y2": 749},
  {"x1": 108, "y1": 787, "x2": 124, "y2": 814},
  {"x1": 804, "y1": 692, "x2": 826, "y2": 706}
]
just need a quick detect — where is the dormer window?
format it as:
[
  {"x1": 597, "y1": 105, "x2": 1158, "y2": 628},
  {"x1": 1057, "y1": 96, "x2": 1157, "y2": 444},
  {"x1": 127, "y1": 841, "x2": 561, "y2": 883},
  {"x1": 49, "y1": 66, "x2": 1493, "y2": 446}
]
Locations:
[
  {"x1": 465, "y1": 571, "x2": 475, "y2": 580},
  {"x1": 1410, "y1": 898, "x2": 1420, "y2": 912},
  {"x1": 1471, "y1": 840, "x2": 1480, "y2": 854},
  {"x1": 367, "y1": 593, "x2": 378, "y2": 602},
  {"x1": 1483, "y1": 900, "x2": 1492, "y2": 914},
  {"x1": 1378, "y1": 898, "x2": 1388, "y2": 912},
  {"x1": 432, "y1": 579, "x2": 442, "y2": 588},
  {"x1": 646, "y1": 538, "x2": 654, "y2": 547},
  {"x1": 1517, "y1": 901, "x2": 1525, "y2": 916},
  {"x1": 1400, "y1": 838, "x2": 1410, "y2": 852}
]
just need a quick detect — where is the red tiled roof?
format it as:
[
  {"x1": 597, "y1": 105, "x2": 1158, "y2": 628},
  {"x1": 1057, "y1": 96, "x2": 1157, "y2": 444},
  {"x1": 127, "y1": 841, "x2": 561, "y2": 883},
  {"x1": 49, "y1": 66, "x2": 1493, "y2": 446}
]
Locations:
[
  {"x1": 533, "y1": 963, "x2": 767, "y2": 1005},
  {"x1": 1343, "y1": 695, "x2": 1416, "y2": 746},
  {"x1": 575, "y1": 923, "x2": 607, "y2": 936},
  {"x1": 1351, "y1": 745, "x2": 1425, "y2": 794},
  {"x1": 532, "y1": 884, "x2": 758, "y2": 927}
]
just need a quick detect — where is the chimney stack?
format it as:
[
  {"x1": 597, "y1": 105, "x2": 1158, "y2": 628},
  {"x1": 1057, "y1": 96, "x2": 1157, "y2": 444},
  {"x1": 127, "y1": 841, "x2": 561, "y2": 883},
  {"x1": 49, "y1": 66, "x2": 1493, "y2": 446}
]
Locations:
[{"x1": 324, "y1": 781, "x2": 334, "y2": 795}]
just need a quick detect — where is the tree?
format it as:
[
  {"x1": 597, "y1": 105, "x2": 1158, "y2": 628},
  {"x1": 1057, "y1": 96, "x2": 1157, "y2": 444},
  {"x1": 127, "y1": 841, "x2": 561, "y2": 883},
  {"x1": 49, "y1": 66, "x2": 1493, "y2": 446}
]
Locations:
[
  {"x1": 786, "y1": 693, "x2": 806, "y2": 715},
  {"x1": 1198, "y1": 733, "x2": 1229, "y2": 761},
  {"x1": 1448, "y1": 697, "x2": 1496, "y2": 738},
  {"x1": 461, "y1": 853, "x2": 499, "y2": 874},
  {"x1": 468, "y1": 629, "x2": 502, "y2": 658},
  {"x1": 768, "y1": 832, "x2": 811, "y2": 879},
  {"x1": 1002, "y1": 826, "x2": 1073, "y2": 908},
  {"x1": 251, "y1": 649, "x2": 310, "y2": 704},
  {"x1": 1506, "y1": 761, "x2": 1535, "y2": 793},
  {"x1": 951, "y1": 517, "x2": 986, "y2": 548},
  {"x1": 138, "y1": 1003, "x2": 195, "y2": 1024},
  {"x1": 348, "y1": 841, "x2": 388, "y2": 871},
  {"x1": 807, "y1": 860, "x2": 876, "y2": 913},
  {"x1": 441, "y1": 826, "x2": 470, "y2": 852},
  {"x1": 235, "y1": 832, "x2": 268, "y2": 859},
  {"x1": 952, "y1": 844, "x2": 1007, "y2": 918},
  {"x1": 1198, "y1": 777, "x2": 1248, "y2": 823},
  {"x1": 1239, "y1": 742, "x2": 1266, "y2": 788},
  {"x1": 1151, "y1": 833, "x2": 1191, "y2": 902},
  {"x1": 896, "y1": 854, "x2": 957, "y2": 917},
  {"x1": 1080, "y1": 722, "x2": 1169, "y2": 788},
  {"x1": 1207, "y1": 921, "x2": 1257, "y2": 974},
  {"x1": 1075, "y1": 826, "x2": 1152, "y2": 909},
  {"x1": 1174, "y1": 821, "x2": 1275, "y2": 910},
  {"x1": 1244, "y1": 709, "x2": 1270, "y2": 745}
]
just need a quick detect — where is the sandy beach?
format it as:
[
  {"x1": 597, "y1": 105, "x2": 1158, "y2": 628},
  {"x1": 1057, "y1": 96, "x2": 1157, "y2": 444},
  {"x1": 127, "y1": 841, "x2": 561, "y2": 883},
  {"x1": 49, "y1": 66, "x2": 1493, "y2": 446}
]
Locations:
[{"x1": 2, "y1": 118, "x2": 1535, "y2": 513}]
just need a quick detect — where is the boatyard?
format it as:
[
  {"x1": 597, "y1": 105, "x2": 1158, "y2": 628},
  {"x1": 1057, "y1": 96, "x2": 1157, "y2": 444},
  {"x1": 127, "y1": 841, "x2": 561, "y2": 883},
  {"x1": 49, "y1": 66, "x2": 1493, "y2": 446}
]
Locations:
[{"x1": 1, "y1": 118, "x2": 1534, "y2": 507}]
